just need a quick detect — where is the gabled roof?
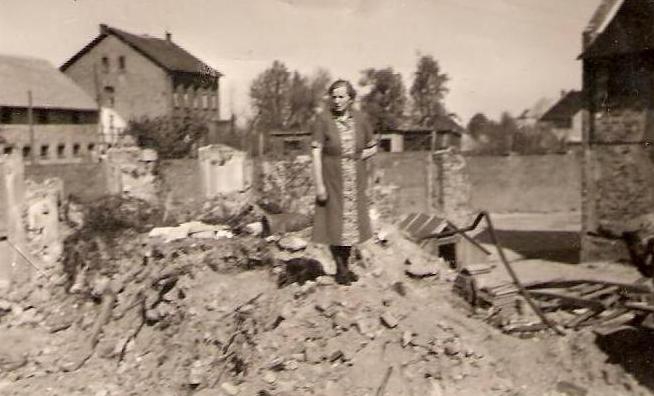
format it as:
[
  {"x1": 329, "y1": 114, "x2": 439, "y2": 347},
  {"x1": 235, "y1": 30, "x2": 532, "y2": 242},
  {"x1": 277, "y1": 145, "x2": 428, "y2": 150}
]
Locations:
[
  {"x1": 540, "y1": 91, "x2": 583, "y2": 122},
  {"x1": 61, "y1": 24, "x2": 222, "y2": 77},
  {"x1": 0, "y1": 54, "x2": 97, "y2": 110},
  {"x1": 580, "y1": 0, "x2": 654, "y2": 59},
  {"x1": 389, "y1": 115, "x2": 463, "y2": 135}
]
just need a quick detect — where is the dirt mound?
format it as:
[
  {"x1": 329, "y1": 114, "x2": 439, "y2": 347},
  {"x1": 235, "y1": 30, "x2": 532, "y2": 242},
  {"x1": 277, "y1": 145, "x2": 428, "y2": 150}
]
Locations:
[{"x1": 0, "y1": 214, "x2": 651, "y2": 395}]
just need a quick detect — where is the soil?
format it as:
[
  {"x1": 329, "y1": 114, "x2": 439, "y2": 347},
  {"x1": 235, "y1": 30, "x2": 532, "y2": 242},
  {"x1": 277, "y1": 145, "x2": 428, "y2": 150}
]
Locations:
[{"x1": 0, "y1": 218, "x2": 652, "y2": 396}]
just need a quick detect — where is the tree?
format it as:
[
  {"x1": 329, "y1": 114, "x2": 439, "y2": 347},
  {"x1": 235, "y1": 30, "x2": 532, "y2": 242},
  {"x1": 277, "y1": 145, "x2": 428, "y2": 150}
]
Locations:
[
  {"x1": 359, "y1": 67, "x2": 407, "y2": 131},
  {"x1": 467, "y1": 113, "x2": 491, "y2": 139},
  {"x1": 125, "y1": 116, "x2": 208, "y2": 159},
  {"x1": 249, "y1": 62, "x2": 330, "y2": 131},
  {"x1": 249, "y1": 60, "x2": 291, "y2": 131},
  {"x1": 410, "y1": 55, "x2": 449, "y2": 128}
]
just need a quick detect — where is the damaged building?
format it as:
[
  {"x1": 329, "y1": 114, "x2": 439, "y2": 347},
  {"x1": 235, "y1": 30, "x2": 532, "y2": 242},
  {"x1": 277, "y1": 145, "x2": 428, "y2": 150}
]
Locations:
[{"x1": 580, "y1": 0, "x2": 654, "y2": 260}]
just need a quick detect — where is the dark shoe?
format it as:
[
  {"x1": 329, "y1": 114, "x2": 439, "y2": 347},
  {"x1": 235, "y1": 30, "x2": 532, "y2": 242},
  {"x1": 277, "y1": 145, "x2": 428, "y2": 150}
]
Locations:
[
  {"x1": 335, "y1": 271, "x2": 351, "y2": 285},
  {"x1": 346, "y1": 269, "x2": 359, "y2": 283}
]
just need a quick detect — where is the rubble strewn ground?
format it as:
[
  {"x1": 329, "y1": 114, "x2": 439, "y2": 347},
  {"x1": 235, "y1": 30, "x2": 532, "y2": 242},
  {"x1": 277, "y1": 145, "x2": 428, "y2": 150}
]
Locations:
[{"x1": 0, "y1": 197, "x2": 652, "y2": 396}]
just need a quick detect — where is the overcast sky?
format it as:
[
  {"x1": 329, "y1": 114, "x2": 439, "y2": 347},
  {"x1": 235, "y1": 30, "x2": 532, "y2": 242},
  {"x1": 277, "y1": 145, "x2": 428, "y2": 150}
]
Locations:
[{"x1": 0, "y1": 0, "x2": 601, "y2": 124}]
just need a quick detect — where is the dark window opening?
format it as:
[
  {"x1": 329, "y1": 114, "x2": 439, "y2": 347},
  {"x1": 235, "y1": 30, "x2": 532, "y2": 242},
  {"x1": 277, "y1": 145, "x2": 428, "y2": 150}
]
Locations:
[
  {"x1": 283, "y1": 139, "x2": 302, "y2": 153},
  {"x1": 22, "y1": 146, "x2": 31, "y2": 159},
  {"x1": 101, "y1": 56, "x2": 110, "y2": 73},
  {"x1": 3, "y1": 146, "x2": 13, "y2": 155},
  {"x1": 40, "y1": 145, "x2": 49, "y2": 159},
  {"x1": 104, "y1": 86, "x2": 115, "y2": 108},
  {"x1": 73, "y1": 143, "x2": 81, "y2": 157},
  {"x1": 36, "y1": 110, "x2": 48, "y2": 124},
  {"x1": 1, "y1": 109, "x2": 10, "y2": 124},
  {"x1": 87, "y1": 143, "x2": 95, "y2": 152},
  {"x1": 118, "y1": 56, "x2": 126, "y2": 71},
  {"x1": 379, "y1": 138, "x2": 392, "y2": 152},
  {"x1": 57, "y1": 144, "x2": 66, "y2": 158}
]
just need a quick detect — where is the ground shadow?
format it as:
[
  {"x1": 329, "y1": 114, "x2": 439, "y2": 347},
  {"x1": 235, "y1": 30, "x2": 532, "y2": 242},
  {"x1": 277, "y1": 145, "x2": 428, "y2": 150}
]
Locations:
[
  {"x1": 596, "y1": 327, "x2": 654, "y2": 392},
  {"x1": 474, "y1": 229, "x2": 581, "y2": 264}
]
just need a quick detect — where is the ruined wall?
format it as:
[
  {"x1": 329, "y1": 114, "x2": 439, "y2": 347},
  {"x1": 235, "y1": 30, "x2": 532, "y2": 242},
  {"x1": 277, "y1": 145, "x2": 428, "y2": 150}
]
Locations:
[
  {"x1": 198, "y1": 145, "x2": 252, "y2": 198},
  {"x1": 434, "y1": 150, "x2": 473, "y2": 226},
  {"x1": 581, "y1": 109, "x2": 654, "y2": 261},
  {"x1": 25, "y1": 162, "x2": 108, "y2": 202},
  {"x1": 466, "y1": 154, "x2": 582, "y2": 213},
  {"x1": 160, "y1": 159, "x2": 202, "y2": 205},
  {"x1": 259, "y1": 151, "x2": 473, "y2": 224}
]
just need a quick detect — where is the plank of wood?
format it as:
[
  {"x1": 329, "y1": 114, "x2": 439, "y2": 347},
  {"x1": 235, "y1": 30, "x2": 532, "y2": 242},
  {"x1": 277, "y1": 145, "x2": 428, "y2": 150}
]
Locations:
[{"x1": 529, "y1": 290, "x2": 605, "y2": 310}]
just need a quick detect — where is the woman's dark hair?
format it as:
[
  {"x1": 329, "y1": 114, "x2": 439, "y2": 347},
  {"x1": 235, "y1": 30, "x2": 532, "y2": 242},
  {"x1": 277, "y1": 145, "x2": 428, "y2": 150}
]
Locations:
[{"x1": 328, "y1": 79, "x2": 356, "y2": 100}]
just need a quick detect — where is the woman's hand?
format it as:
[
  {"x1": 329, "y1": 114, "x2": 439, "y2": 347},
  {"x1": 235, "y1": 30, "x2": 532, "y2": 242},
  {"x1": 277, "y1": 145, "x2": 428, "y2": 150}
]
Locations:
[{"x1": 316, "y1": 184, "x2": 328, "y2": 203}]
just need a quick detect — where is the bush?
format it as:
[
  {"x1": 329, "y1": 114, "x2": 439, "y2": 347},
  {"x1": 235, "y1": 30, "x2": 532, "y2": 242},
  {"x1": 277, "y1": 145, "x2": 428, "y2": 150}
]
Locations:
[{"x1": 125, "y1": 116, "x2": 208, "y2": 159}]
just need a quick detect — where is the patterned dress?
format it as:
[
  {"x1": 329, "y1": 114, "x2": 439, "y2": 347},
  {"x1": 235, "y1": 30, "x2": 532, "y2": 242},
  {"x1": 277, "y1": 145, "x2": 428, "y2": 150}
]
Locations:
[
  {"x1": 334, "y1": 114, "x2": 359, "y2": 245},
  {"x1": 310, "y1": 110, "x2": 377, "y2": 247}
]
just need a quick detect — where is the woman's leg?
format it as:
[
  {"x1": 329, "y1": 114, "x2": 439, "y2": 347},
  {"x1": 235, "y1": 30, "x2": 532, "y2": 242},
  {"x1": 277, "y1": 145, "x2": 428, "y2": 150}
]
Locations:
[{"x1": 329, "y1": 245, "x2": 358, "y2": 285}]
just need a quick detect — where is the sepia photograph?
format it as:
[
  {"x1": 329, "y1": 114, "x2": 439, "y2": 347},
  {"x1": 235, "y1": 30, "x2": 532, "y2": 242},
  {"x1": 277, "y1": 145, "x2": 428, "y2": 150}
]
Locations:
[{"x1": 0, "y1": 0, "x2": 653, "y2": 394}]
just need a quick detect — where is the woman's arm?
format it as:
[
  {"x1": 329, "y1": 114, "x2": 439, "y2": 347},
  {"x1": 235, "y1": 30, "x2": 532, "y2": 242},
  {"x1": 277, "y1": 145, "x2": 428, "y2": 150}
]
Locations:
[{"x1": 312, "y1": 145, "x2": 327, "y2": 202}]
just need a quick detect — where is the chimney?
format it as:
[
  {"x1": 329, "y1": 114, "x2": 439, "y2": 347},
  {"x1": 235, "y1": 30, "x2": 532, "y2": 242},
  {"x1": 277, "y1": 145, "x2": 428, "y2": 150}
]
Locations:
[
  {"x1": 165, "y1": 31, "x2": 172, "y2": 43},
  {"x1": 100, "y1": 24, "x2": 109, "y2": 35}
]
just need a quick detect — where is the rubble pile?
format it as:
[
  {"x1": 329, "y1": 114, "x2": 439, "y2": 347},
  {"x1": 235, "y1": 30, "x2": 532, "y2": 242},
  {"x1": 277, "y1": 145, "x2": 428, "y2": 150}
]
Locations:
[{"x1": 0, "y1": 199, "x2": 650, "y2": 395}]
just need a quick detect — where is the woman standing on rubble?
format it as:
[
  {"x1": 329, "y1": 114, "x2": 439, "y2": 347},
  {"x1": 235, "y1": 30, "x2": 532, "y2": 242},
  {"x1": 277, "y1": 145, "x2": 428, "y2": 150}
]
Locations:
[{"x1": 310, "y1": 79, "x2": 378, "y2": 285}]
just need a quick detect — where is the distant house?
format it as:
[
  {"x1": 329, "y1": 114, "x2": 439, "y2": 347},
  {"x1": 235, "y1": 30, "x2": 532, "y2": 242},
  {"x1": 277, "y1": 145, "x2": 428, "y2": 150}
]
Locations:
[
  {"x1": 379, "y1": 116, "x2": 463, "y2": 152},
  {"x1": 515, "y1": 97, "x2": 555, "y2": 128},
  {"x1": 539, "y1": 90, "x2": 583, "y2": 145},
  {"x1": 0, "y1": 54, "x2": 100, "y2": 163},
  {"x1": 61, "y1": 24, "x2": 226, "y2": 145},
  {"x1": 579, "y1": 0, "x2": 654, "y2": 260}
]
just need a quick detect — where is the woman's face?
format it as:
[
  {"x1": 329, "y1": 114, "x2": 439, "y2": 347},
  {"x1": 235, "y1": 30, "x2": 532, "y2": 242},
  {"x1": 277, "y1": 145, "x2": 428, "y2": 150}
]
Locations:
[{"x1": 330, "y1": 85, "x2": 352, "y2": 113}]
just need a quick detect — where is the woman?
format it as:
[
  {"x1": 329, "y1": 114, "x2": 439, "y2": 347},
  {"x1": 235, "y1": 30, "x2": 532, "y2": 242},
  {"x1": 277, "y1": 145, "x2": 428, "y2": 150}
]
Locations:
[{"x1": 311, "y1": 80, "x2": 377, "y2": 285}]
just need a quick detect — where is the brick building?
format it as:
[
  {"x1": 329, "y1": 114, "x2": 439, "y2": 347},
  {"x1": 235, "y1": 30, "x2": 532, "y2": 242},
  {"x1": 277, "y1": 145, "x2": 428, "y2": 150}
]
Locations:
[
  {"x1": 61, "y1": 24, "x2": 226, "y2": 144},
  {"x1": 0, "y1": 54, "x2": 100, "y2": 164},
  {"x1": 580, "y1": 0, "x2": 654, "y2": 260}
]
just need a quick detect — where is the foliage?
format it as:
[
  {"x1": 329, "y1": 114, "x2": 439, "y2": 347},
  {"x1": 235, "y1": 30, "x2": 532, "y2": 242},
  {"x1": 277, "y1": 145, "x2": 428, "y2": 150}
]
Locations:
[
  {"x1": 125, "y1": 115, "x2": 208, "y2": 159},
  {"x1": 410, "y1": 55, "x2": 449, "y2": 128},
  {"x1": 359, "y1": 67, "x2": 407, "y2": 131},
  {"x1": 466, "y1": 112, "x2": 565, "y2": 155},
  {"x1": 249, "y1": 61, "x2": 330, "y2": 132}
]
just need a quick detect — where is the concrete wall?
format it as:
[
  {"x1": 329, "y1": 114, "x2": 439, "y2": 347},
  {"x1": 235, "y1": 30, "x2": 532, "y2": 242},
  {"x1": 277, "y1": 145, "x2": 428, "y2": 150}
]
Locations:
[
  {"x1": 160, "y1": 159, "x2": 202, "y2": 205},
  {"x1": 198, "y1": 145, "x2": 251, "y2": 198},
  {"x1": 64, "y1": 35, "x2": 172, "y2": 121},
  {"x1": 466, "y1": 154, "x2": 582, "y2": 214},
  {"x1": 259, "y1": 151, "x2": 473, "y2": 224},
  {"x1": 25, "y1": 162, "x2": 108, "y2": 202}
]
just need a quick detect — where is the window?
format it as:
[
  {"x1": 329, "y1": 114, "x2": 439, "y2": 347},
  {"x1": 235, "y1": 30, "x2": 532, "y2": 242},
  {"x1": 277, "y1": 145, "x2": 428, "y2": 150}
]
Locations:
[
  {"x1": 71, "y1": 112, "x2": 80, "y2": 124},
  {"x1": 40, "y1": 144, "x2": 49, "y2": 159},
  {"x1": 22, "y1": 146, "x2": 31, "y2": 159},
  {"x1": 101, "y1": 56, "x2": 110, "y2": 73},
  {"x1": 380, "y1": 138, "x2": 392, "y2": 152},
  {"x1": 1, "y1": 109, "x2": 10, "y2": 124},
  {"x1": 118, "y1": 56, "x2": 126, "y2": 71},
  {"x1": 103, "y1": 86, "x2": 115, "y2": 108},
  {"x1": 3, "y1": 146, "x2": 13, "y2": 155},
  {"x1": 183, "y1": 93, "x2": 189, "y2": 107},
  {"x1": 173, "y1": 93, "x2": 180, "y2": 108},
  {"x1": 73, "y1": 143, "x2": 81, "y2": 157},
  {"x1": 57, "y1": 144, "x2": 65, "y2": 158},
  {"x1": 213, "y1": 95, "x2": 218, "y2": 109},
  {"x1": 36, "y1": 110, "x2": 48, "y2": 124},
  {"x1": 202, "y1": 94, "x2": 208, "y2": 109},
  {"x1": 87, "y1": 143, "x2": 95, "y2": 153}
]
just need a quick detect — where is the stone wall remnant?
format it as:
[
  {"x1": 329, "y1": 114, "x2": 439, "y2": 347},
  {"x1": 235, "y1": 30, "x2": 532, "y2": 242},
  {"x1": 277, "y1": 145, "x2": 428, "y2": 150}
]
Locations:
[
  {"x1": 199, "y1": 144, "x2": 252, "y2": 198},
  {"x1": 105, "y1": 147, "x2": 162, "y2": 203}
]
